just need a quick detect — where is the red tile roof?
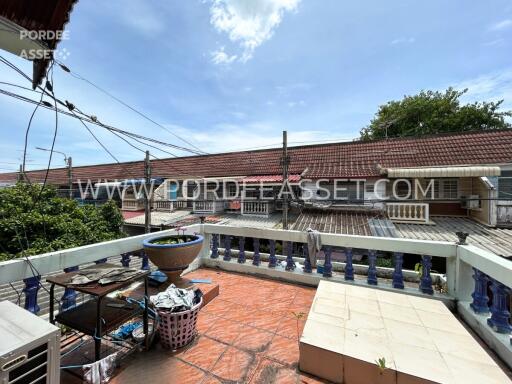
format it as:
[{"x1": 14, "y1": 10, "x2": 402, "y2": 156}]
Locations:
[
  {"x1": 242, "y1": 174, "x2": 301, "y2": 183},
  {"x1": 2, "y1": 130, "x2": 512, "y2": 184}
]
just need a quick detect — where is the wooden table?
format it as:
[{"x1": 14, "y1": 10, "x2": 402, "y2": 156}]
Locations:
[{"x1": 47, "y1": 264, "x2": 150, "y2": 361}]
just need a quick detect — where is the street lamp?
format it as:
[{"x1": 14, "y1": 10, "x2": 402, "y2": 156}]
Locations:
[{"x1": 35, "y1": 147, "x2": 73, "y2": 198}]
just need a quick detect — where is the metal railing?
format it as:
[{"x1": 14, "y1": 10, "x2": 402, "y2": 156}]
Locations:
[
  {"x1": 0, "y1": 224, "x2": 511, "y2": 367},
  {"x1": 386, "y1": 202, "x2": 430, "y2": 223}
]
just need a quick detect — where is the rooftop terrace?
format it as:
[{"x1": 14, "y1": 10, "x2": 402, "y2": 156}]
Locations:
[{"x1": 1, "y1": 223, "x2": 512, "y2": 383}]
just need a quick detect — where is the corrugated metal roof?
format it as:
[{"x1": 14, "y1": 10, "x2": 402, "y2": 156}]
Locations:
[
  {"x1": 292, "y1": 210, "x2": 384, "y2": 236},
  {"x1": 394, "y1": 216, "x2": 512, "y2": 258}
]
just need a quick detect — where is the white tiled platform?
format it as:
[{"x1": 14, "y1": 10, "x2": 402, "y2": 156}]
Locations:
[{"x1": 299, "y1": 281, "x2": 511, "y2": 384}]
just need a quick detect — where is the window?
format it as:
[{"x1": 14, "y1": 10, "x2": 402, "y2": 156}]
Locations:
[
  {"x1": 498, "y1": 172, "x2": 512, "y2": 200},
  {"x1": 431, "y1": 179, "x2": 458, "y2": 199},
  {"x1": 365, "y1": 183, "x2": 375, "y2": 193}
]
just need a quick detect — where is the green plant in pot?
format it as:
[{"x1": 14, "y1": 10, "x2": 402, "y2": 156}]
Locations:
[{"x1": 142, "y1": 229, "x2": 204, "y2": 288}]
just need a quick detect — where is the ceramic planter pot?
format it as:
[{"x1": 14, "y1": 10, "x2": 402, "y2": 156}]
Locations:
[{"x1": 142, "y1": 234, "x2": 204, "y2": 286}]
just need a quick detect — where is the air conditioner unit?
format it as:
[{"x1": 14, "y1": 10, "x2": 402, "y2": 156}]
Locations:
[
  {"x1": 0, "y1": 301, "x2": 60, "y2": 384},
  {"x1": 461, "y1": 195, "x2": 480, "y2": 210}
]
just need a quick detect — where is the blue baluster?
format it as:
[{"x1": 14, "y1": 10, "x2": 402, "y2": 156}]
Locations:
[
  {"x1": 61, "y1": 266, "x2": 79, "y2": 311},
  {"x1": 140, "y1": 251, "x2": 150, "y2": 270},
  {"x1": 367, "y1": 250, "x2": 377, "y2": 285},
  {"x1": 95, "y1": 258, "x2": 107, "y2": 264},
  {"x1": 238, "y1": 237, "x2": 246, "y2": 263},
  {"x1": 268, "y1": 240, "x2": 277, "y2": 268},
  {"x1": 211, "y1": 234, "x2": 219, "y2": 259},
  {"x1": 345, "y1": 247, "x2": 354, "y2": 281},
  {"x1": 470, "y1": 268, "x2": 489, "y2": 313},
  {"x1": 121, "y1": 253, "x2": 131, "y2": 267},
  {"x1": 23, "y1": 276, "x2": 41, "y2": 314},
  {"x1": 323, "y1": 246, "x2": 332, "y2": 277},
  {"x1": 303, "y1": 245, "x2": 312, "y2": 273},
  {"x1": 285, "y1": 241, "x2": 295, "y2": 271},
  {"x1": 487, "y1": 279, "x2": 512, "y2": 334},
  {"x1": 223, "y1": 235, "x2": 232, "y2": 261},
  {"x1": 419, "y1": 255, "x2": 434, "y2": 295},
  {"x1": 252, "y1": 238, "x2": 260, "y2": 266},
  {"x1": 392, "y1": 252, "x2": 404, "y2": 289}
]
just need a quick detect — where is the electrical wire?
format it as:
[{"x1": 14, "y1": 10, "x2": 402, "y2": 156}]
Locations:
[{"x1": 55, "y1": 59, "x2": 208, "y2": 155}]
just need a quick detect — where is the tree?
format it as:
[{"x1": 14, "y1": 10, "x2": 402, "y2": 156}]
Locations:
[
  {"x1": 0, "y1": 183, "x2": 125, "y2": 260},
  {"x1": 360, "y1": 88, "x2": 512, "y2": 141}
]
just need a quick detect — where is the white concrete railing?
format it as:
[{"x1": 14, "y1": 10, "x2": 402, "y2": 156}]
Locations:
[
  {"x1": 153, "y1": 200, "x2": 188, "y2": 211},
  {"x1": 241, "y1": 200, "x2": 274, "y2": 216},
  {"x1": 122, "y1": 198, "x2": 144, "y2": 211},
  {"x1": 386, "y1": 202, "x2": 430, "y2": 223},
  {"x1": 192, "y1": 200, "x2": 225, "y2": 214}
]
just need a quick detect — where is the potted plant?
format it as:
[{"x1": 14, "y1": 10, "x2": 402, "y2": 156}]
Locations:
[{"x1": 142, "y1": 229, "x2": 204, "y2": 287}]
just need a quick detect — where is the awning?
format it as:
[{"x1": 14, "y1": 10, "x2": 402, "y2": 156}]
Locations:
[
  {"x1": 385, "y1": 166, "x2": 501, "y2": 178},
  {"x1": 242, "y1": 174, "x2": 301, "y2": 183}
]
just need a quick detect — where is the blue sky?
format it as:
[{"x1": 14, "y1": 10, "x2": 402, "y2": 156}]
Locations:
[{"x1": 1, "y1": 0, "x2": 512, "y2": 171}]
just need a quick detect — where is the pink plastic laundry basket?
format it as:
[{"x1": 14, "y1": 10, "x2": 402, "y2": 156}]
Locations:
[{"x1": 157, "y1": 297, "x2": 203, "y2": 350}]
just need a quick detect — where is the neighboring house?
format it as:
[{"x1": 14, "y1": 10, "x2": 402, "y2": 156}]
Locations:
[{"x1": 2, "y1": 130, "x2": 512, "y2": 254}]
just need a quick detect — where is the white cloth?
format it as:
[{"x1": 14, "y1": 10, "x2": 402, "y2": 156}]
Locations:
[
  {"x1": 306, "y1": 228, "x2": 322, "y2": 268},
  {"x1": 83, "y1": 353, "x2": 118, "y2": 384}
]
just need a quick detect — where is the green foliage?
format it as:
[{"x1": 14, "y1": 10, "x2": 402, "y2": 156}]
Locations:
[
  {"x1": 375, "y1": 357, "x2": 387, "y2": 373},
  {"x1": 360, "y1": 88, "x2": 512, "y2": 141},
  {"x1": 0, "y1": 183, "x2": 125, "y2": 260}
]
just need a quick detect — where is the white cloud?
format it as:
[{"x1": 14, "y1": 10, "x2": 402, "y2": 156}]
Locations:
[
  {"x1": 210, "y1": 47, "x2": 238, "y2": 64},
  {"x1": 489, "y1": 19, "x2": 512, "y2": 31},
  {"x1": 390, "y1": 37, "x2": 415, "y2": 45},
  {"x1": 451, "y1": 68, "x2": 512, "y2": 111},
  {"x1": 209, "y1": 0, "x2": 300, "y2": 63}
]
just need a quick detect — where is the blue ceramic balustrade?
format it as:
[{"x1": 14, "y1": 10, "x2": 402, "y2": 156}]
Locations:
[
  {"x1": 252, "y1": 238, "x2": 261, "y2": 266},
  {"x1": 140, "y1": 251, "x2": 149, "y2": 270},
  {"x1": 345, "y1": 247, "x2": 354, "y2": 281},
  {"x1": 268, "y1": 240, "x2": 277, "y2": 268},
  {"x1": 392, "y1": 252, "x2": 404, "y2": 289},
  {"x1": 487, "y1": 278, "x2": 512, "y2": 334},
  {"x1": 23, "y1": 275, "x2": 41, "y2": 314},
  {"x1": 367, "y1": 250, "x2": 377, "y2": 285},
  {"x1": 470, "y1": 268, "x2": 489, "y2": 314},
  {"x1": 121, "y1": 253, "x2": 131, "y2": 267},
  {"x1": 61, "y1": 266, "x2": 79, "y2": 311},
  {"x1": 223, "y1": 235, "x2": 232, "y2": 261},
  {"x1": 285, "y1": 242, "x2": 295, "y2": 271},
  {"x1": 419, "y1": 255, "x2": 434, "y2": 295},
  {"x1": 323, "y1": 246, "x2": 332, "y2": 277},
  {"x1": 238, "y1": 237, "x2": 246, "y2": 263},
  {"x1": 210, "y1": 234, "x2": 219, "y2": 259}
]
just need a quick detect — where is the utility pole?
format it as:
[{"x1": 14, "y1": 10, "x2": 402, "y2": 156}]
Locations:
[
  {"x1": 67, "y1": 156, "x2": 73, "y2": 199},
  {"x1": 281, "y1": 130, "x2": 290, "y2": 229},
  {"x1": 144, "y1": 150, "x2": 151, "y2": 234},
  {"x1": 17, "y1": 164, "x2": 24, "y2": 183}
]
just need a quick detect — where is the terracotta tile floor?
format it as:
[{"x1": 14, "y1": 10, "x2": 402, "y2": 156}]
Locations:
[{"x1": 89, "y1": 268, "x2": 330, "y2": 384}]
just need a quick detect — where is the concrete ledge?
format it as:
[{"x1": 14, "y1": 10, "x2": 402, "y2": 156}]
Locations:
[{"x1": 458, "y1": 301, "x2": 512, "y2": 369}]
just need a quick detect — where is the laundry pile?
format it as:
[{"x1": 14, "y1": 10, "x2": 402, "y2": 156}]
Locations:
[{"x1": 150, "y1": 284, "x2": 202, "y2": 312}]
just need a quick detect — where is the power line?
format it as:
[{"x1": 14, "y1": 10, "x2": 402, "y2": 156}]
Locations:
[
  {"x1": 0, "y1": 55, "x2": 205, "y2": 156},
  {"x1": 55, "y1": 60, "x2": 208, "y2": 155}
]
